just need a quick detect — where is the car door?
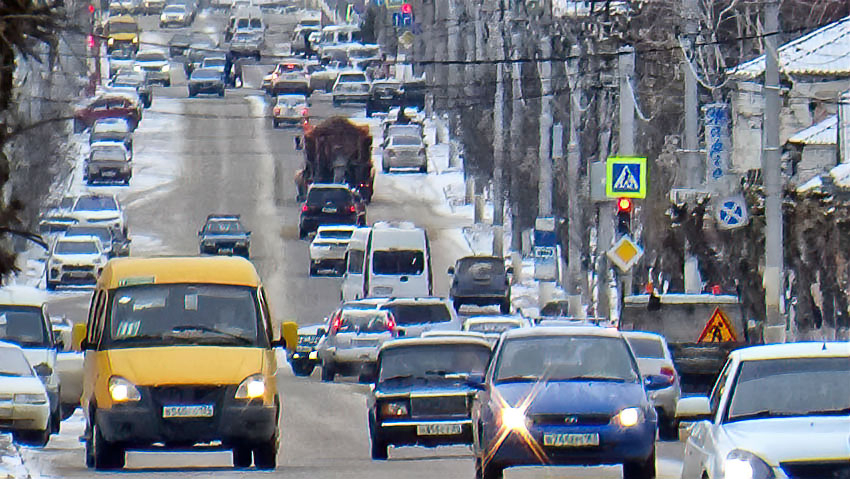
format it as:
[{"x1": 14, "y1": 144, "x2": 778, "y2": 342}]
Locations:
[{"x1": 682, "y1": 358, "x2": 735, "y2": 478}]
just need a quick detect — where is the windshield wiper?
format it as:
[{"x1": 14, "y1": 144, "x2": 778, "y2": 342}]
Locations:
[
  {"x1": 425, "y1": 370, "x2": 469, "y2": 380},
  {"x1": 559, "y1": 375, "x2": 629, "y2": 382},
  {"x1": 802, "y1": 407, "x2": 850, "y2": 416},
  {"x1": 728, "y1": 410, "x2": 802, "y2": 422},
  {"x1": 380, "y1": 374, "x2": 415, "y2": 382},
  {"x1": 495, "y1": 375, "x2": 540, "y2": 383},
  {"x1": 170, "y1": 326, "x2": 252, "y2": 344}
]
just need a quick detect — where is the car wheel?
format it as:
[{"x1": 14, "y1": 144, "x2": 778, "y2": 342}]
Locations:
[
  {"x1": 332, "y1": 99, "x2": 339, "y2": 108},
  {"x1": 60, "y1": 404, "x2": 77, "y2": 421},
  {"x1": 12, "y1": 427, "x2": 49, "y2": 447},
  {"x1": 622, "y1": 445, "x2": 655, "y2": 479},
  {"x1": 500, "y1": 298, "x2": 510, "y2": 314},
  {"x1": 369, "y1": 430, "x2": 388, "y2": 460},
  {"x1": 92, "y1": 421, "x2": 125, "y2": 470},
  {"x1": 218, "y1": 89, "x2": 225, "y2": 97},
  {"x1": 50, "y1": 407, "x2": 61, "y2": 434},
  {"x1": 419, "y1": 164, "x2": 427, "y2": 173},
  {"x1": 475, "y1": 458, "x2": 504, "y2": 479},
  {"x1": 658, "y1": 414, "x2": 678, "y2": 441},
  {"x1": 273, "y1": 119, "x2": 280, "y2": 128},
  {"x1": 453, "y1": 300, "x2": 463, "y2": 312},
  {"x1": 253, "y1": 437, "x2": 277, "y2": 469},
  {"x1": 299, "y1": 227, "x2": 307, "y2": 240},
  {"x1": 46, "y1": 279, "x2": 57, "y2": 291},
  {"x1": 188, "y1": 89, "x2": 196, "y2": 97},
  {"x1": 309, "y1": 264, "x2": 317, "y2": 276},
  {"x1": 382, "y1": 163, "x2": 390, "y2": 174},
  {"x1": 291, "y1": 361, "x2": 314, "y2": 377},
  {"x1": 320, "y1": 361, "x2": 336, "y2": 382},
  {"x1": 232, "y1": 446, "x2": 252, "y2": 467},
  {"x1": 165, "y1": 80, "x2": 171, "y2": 87}
]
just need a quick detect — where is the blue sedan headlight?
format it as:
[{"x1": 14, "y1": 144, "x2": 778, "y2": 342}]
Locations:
[{"x1": 724, "y1": 449, "x2": 775, "y2": 479}]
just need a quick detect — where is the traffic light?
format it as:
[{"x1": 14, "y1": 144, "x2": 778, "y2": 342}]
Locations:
[
  {"x1": 400, "y1": 3, "x2": 412, "y2": 14},
  {"x1": 616, "y1": 198, "x2": 632, "y2": 236}
]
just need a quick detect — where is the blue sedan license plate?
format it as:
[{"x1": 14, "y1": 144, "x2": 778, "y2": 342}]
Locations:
[{"x1": 542, "y1": 433, "x2": 599, "y2": 447}]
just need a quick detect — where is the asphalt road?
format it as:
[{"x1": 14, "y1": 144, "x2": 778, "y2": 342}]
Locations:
[{"x1": 23, "y1": 8, "x2": 685, "y2": 479}]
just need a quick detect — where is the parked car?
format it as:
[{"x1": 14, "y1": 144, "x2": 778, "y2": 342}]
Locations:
[
  {"x1": 45, "y1": 236, "x2": 106, "y2": 289},
  {"x1": 73, "y1": 93, "x2": 140, "y2": 133},
  {"x1": 462, "y1": 315, "x2": 528, "y2": 346},
  {"x1": 133, "y1": 50, "x2": 171, "y2": 86},
  {"x1": 382, "y1": 134, "x2": 427, "y2": 173},
  {"x1": 368, "y1": 336, "x2": 493, "y2": 459},
  {"x1": 188, "y1": 68, "x2": 226, "y2": 97},
  {"x1": 0, "y1": 341, "x2": 51, "y2": 446},
  {"x1": 448, "y1": 256, "x2": 512, "y2": 313},
  {"x1": 272, "y1": 94, "x2": 308, "y2": 128},
  {"x1": 298, "y1": 184, "x2": 358, "y2": 239},
  {"x1": 85, "y1": 145, "x2": 132, "y2": 185},
  {"x1": 309, "y1": 225, "x2": 356, "y2": 276},
  {"x1": 317, "y1": 309, "x2": 398, "y2": 382},
  {"x1": 110, "y1": 69, "x2": 152, "y2": 108},
  {"x1": 159, "y1": 3, "x2": 191, "y2": 27},
  {"x1": 472, "y1": 326, "x2": 657, "y2": 479},
  {"x1": 366, "y1": 79, "x2": 402, "y2": 117},
  {"x1": 198, "y1": 214, "x2": 250, "y2": 257},
  {"x1": 331, "y1": 70, "x2": 370, "y2": 106},
  {"x1": 288, "y1": 323, "x2": 324, "y2": 377},
  {"x1": 677, "y1": 342, "x2": 850, "y2": 479},
  {"x1": 69, "y1": 193, "x2": 128, "y2": 238},
  {"x1": 89, "y1": 118, "x2": 133, "y2": 150},
  {"x1": 378, "y1": 297, "x2": 462, "y2": 338},
  {"x1": 621, "y1": 331, "x2": 681, "y2": 440}
]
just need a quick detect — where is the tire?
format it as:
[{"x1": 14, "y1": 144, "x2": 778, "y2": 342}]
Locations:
[
  {"x1": 291, "y1": 361, "x2": 315, "y2": 377},
  {"x1": 46, "y1": 279, "x2": 57, "y2": 291},
  {"x1": 419, "y1": 164, "x2": 427, "y2": 173},
  {"x1": 12, "y1": 427, "x2": 49, "y2": 447},
  {"x1": 475, "y1": 458, "x2": 504, "y2": 479},
  {"x1": 382, "y1": 163, "x2": 390, "y2": 173},
  {"x1": 320, "y1": 361, "x2": 336, "y2": 382},
  {"x1": 51, "y1": 407, "x2": 61, "y2": 434},
  {"x1": 188, "y1": 90, "x2": 196, "y2": 97},
  {"x1": 370, "y1": 430, "x2": 388, "y2": 460},
  {"x1": 60, "y1": 404, "x2": 77, "y2": 421},
  {"x1": 453, "y1": 300, "x2": 462, "y2": 312},
  {"x1": 232, "y1": 446, "x2": 252, "y2": 467},
  {"x1": 299, "y1": 228, "x2": 307, "y2": 240},
  {"x1": 218, "y1": 89, "x2": 225, "y2": 97},
  {"x1": 253, "y1": 438, "x2": 278, "y2": 469},
  {"x1": 332, "y1": 99, "x2": 339, "y2": 108},
  {"x1": 273, "y1": 119, "x2": 280, "y2": 128},
  {"x1": 500, "y1": 298, "x2": 510, "y2": 314},
  {"x1": 658, "y1": 415, "x2": 678, "y2": 441},
  {"x1": 623, "y1": 446, "x2": 656, "y2": 479},
  {"x1": 165, "y1": 79, "x2": 171, "y2": 87},
  {"x1": 90, "y1": 421, "x2": 125, "y2": 470}
]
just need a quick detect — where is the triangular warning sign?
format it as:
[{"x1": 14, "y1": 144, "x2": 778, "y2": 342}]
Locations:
[
  {"x1": 697, "y1": 307, "x2": 738, "y2": 343},
  {"x1": 613, "y1": 165, "x2": 639, "y2": 191}
]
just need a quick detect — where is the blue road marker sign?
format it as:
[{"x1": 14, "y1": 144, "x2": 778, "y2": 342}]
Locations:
[{"x1": 606, "y1": 157, "x2": 647, "y2": 198}]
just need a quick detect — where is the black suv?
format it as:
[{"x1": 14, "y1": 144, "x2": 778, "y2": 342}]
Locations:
[
  {"x1": 198, "y1": 214, "x2": 251, "y2": 257},
  {"x1": 366, "y1": 79, "x2": 403, "y2": 117},
  {"x1": 299, "y1": 184, "x2": 358, "y2": 239},
  {"x1": 448, "y1": 255, "x2": 512, "y2": 313}
]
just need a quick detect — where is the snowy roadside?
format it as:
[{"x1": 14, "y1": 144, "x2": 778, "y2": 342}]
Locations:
[{"x1": 0, "y1": 434, "x2": 32, "y2": 479}]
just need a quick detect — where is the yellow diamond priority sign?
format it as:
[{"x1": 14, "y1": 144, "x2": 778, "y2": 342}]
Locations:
[{"x1": 606, "y1": 236, "x2": 643, "y2": 272}]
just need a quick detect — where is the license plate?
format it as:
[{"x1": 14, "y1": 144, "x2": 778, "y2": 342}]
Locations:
[
  {"x1": 163, "y1": 405, "x2": 214, "y2": 418},
  {"x1": 322, "y1": 207, "x2": 337, "y2": 213},
  {"x1": 69, "y1": 271, "x2": 90, "y2": 277},
  {"x1": 416, "y1": 424, "x2": 462, "y2": 436},
  {"x1": 102, "y1": 171, "x2": 116, "y2": 177},
  {"x1": 219, "y1": 248, "x2": 233, "y2": 254},
  {"x1": 296, "y1": 345, "x2": 312, "y2": 352},
  {"x1": 542, "y1": 433, "x2": 599, "y2": 447}
]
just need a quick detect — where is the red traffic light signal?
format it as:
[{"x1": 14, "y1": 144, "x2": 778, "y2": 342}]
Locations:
[
  {"x1": 88, "y1": 3, "x2": 95, "y2": 13},
  {"x1": 401, "y1": 3, "x2": 412, "y2": 14},
  {"x1": 617, "y1": 198, "x2": 632, "y2": 213},
  {"x1": 87, "y1": 34, "x2": 95, "y2": 48}
]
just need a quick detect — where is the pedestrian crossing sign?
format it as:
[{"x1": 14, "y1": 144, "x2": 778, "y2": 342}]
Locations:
[
  {"x1": 697, "y1": 307, "x2": 738, "y2": 343},
  {"x1": 606, "y1": 157, "x2": 647, "y2": 199}
]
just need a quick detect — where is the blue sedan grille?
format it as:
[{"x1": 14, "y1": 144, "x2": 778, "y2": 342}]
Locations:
[
  {"x1": 410, "y1": 395, "x2": 468, "y2": 418},
  {"x1": 530, "y1": 413, "x2": 610, "y2": 426}
]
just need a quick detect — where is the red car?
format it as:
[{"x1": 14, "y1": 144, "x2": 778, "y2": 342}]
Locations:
[{"x1": 73, "y1": 93, "x2": 141, "y2": 133}]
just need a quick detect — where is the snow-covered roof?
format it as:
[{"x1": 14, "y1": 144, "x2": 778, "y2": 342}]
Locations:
[
  {"x1": 797, "y1": 175, "x2": 823, "y2": 193},
  {"x1": 729, "y1": 15, "x2": 850, "y2": 79},
  {"x1": 830, "y1": 162, "x2": 850, "y2": 188},
  {"x1": 788, "y1": 115, "x2": 837, "y2": 145}
]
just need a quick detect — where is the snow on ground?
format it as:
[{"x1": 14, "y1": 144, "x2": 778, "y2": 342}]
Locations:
[{"x1": 0, "y1": 434, "x2": 31, "y2": 479}]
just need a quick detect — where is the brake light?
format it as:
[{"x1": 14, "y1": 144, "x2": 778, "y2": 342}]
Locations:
[
  {"x1": 301, "y1": 108, "x2": 309, "y2": 116},
  {"x1": 329, "y1": 311, "x2": 342, "y2": 334},
  {"x1": 349, "y1": 205, "x2": 356, "y2": 213},
  {"x1": 301, "y1": 204, "x2": 309, "y2": 212},
  {"x1": 273, "y1": 106, "x2": 281, "y2": 115},
  {"x1": 386, "y1": 313, "x2": 397, "y2": 332}
]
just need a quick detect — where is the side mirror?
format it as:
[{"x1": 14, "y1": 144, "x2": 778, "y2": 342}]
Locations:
[
  {"x1": 33, "y1": 363, "x2": 53, "y2": 377},
  {"x1": 72, "y1": 323, "x2": 88, "y2": 352},
  {"x1": 281, "y1": 321, "x2": 298, "y2": 352},
  {"x1": 317, "y1": 327, "x2": 327, "y2": 337},
  {"x1": 198, "y1": 231, "x2": 203, "y2": 236},
  {"x1": 644, "y1": 374, "x2": 673, "y2": 391},
  {"x1": 52, "y1": 332, "x2": 65, "y2": 351},
  {"x1": 447, "y1": 266, "x2": 455, "y2": 275},
  {"x1": 675, "y1": 396, "x2": 712, "y2": 421},
  {"x1": 506, "y1": 266, "x2": 514, "y2": 275}
]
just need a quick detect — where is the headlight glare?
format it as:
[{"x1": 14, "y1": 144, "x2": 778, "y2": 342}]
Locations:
[
  {"x1": 108, "y1": 376, "x2": 141, "y2": 402},
  {"x1": 724, "y1": 450, "x2": 774, "y2": 479},
  {"x1": 380, "y1": 401, "x2": 408, "y2": 417},
  {"x1": 615, "y1": 407, "x2": 642, "y2": 427},
  {"x1": 500, "y1": 406, "x2": 528, "y2": 431},
  {"x1": 235, "y1": 374, "x2": 265, "y2": 399}
]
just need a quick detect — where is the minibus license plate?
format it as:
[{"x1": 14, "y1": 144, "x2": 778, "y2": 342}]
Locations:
[
  {"x1": 417, "y1": 424, "x2": 462, "y2": 436},
  {"x1": 163, "y1": 405, "x2": 214, "y2": 418},
  {"x1": 322, "y1": 206, "x2": 337, "y2": 213},
  {"x1": 542, "y1": 433, "x2": 599, "y2": 447}
]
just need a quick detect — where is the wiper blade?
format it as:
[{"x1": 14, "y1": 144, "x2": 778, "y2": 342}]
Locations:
[
  {"x1": 170, "y1": 325, "x2": 252, "y2": 344},
  {"x1": 425, "y1": 370, "x2": 470, "y2": 380},
  {"x1": 803, "y1": 407, "x2": 850, "y2": 416},
  {"x1": 560, "y1": 375, "x2": 629, "y2": 382},
  {"x1": 729, "y1": 410, "x2": 801, "y2": 422},
  {"x1": 495, "y1": 375, "x2": 540, "y2": 383}
]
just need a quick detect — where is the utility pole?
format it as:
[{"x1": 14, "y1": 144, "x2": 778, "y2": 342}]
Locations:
[
  {"x1": 491, "y1": 13, "x2": 506, "y2": 259},
  {"x1": 682, "y1": 0, "x2": 701, "y2": 293},
  {"x1": 566, "y1": 45, "x2": 585, "y2": 317},
  {"x1": 763, "y1": 0, "x2": 785, "y2": 343},
  {"x1": 618, "y1": 46, "x2": 635, "y2": 299},
  {"x1": 537, "y1": 30, "x2": 554, "y2": 307},
  {"x1": 509, "y1": 15, "x2": 526, "y2": 283}
]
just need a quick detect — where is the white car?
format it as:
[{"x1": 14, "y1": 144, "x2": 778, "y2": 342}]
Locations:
[
  {"x1": 331, "y1": 70, "x2": 370, "y2": 106},
  {"x1": 133, "y1": 50, "x2": 171, "y2": 86},
  {"x1": 676, "y1": 341, "x2": 850, "y2": 479},
  {"x1": 49, "y1": 316, "x2": 83, "y2": 420},
  {"x1": 0, "y1": 341, "x2": 51, "y2": 446},
  {"x1": 45, "y1": 236, "x2": 106, "y2": 289},
  {"x1": 69, "y1": 194, "x2": 128, "y2": 238},
  {"x1": 316, "y1": 309, "x2": 397, "y2": 382},
  {"x1": 462, "y1": 315, "x2": 529, "y2": 346},
  {"x1": 382, "y1": 134, "x2": 427, "y2": 173},
  {"x1": 622, "y1": 330, "x2": 681, "y2": 440},
  {"x1": 309, "y1": 225, "x2": 356, "y2": 276}
]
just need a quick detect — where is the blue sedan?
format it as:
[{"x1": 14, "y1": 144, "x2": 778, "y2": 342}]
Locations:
[{"x1": 471, "y1": 326, "x2": 657, "y2": 479}]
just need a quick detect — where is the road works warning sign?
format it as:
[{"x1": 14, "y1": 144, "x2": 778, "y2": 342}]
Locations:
[
  {"x1": 606, "y1": 157, "x2": 647, "y2": 198},
  {"x1": 698, "y1": 307, "x2": 737, "y2": 343}
]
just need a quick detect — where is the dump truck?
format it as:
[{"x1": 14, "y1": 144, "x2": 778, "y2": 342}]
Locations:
[
  {"x1": 295, "y1": 116, "x2": 374, "y2": 203},
  {"x1": 619, "y1": 294, "x2": 752, "y2": 394}
]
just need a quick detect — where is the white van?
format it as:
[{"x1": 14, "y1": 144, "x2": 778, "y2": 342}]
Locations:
[
  {"x1": 341, "y1": 227, "x2": 371, "y2": 301},
  {"x1": 364, "y1": 222, "x2": 432, "y2": 298}
]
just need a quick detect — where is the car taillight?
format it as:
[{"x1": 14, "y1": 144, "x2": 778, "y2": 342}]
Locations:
[
  {"x1": 273, "y1": 106, "x2": 281, "y2": 115},
  {"x1": 386, "y1": 313, "x2": 397, "y2": 332},
  {"x1": 329, "y1": 311, "x2": 342, "y2": 334},
  {"x1": 659, "y1": 366, "x2": 676, "y2": 383},
  {"x1": 301, "y1": 108, "x2": 309, "y2": 116},
  {"x1": 349, "y1": 205, "x2": 356, "y2": 213},
  {"x1": 301, "y1": 204, "x2": 309, "y2": 212}
]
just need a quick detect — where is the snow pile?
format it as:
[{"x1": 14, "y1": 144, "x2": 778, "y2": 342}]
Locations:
[
  {"x1": 0, "y1": 434, "x2": 29, "y2": 479},
  {"x1": 830, "y1": 163, "x2": 850, "y2": 188}
]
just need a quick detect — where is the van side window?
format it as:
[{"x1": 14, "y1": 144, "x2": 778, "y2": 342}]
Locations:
[
  {"x1": 89, "y1": 291, "x2": 107, "y2": 345},
  {"x1": 257, "y1": 288, "x2": 273, "y2": 343},
  {"x1": 348, "y1": 249, "x2": 364, "y2": 273}
]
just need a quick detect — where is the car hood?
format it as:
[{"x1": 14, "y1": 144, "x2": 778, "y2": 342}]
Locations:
[
  {"x1": 375, "y1": 381, "x2": 477, "y2": 398},
  {"x1": 136, "y1": 61, "x2": 168, "y2": 68},
  {"x1": 494, "y1": 380, "x2": 646, "y2": 414},
  {"x1": 105, "y1": 346, "x2": 267, "y2": 386},
  {"x1": 722, "y1": 417, "x2": 850, "y2": 464},
  {"x1": 0, "y1": 376, "x2": 48, "y2": 395}
]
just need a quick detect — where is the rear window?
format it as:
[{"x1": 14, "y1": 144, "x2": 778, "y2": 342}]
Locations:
[
  {"x1": 338, "y1": 311, "x2": 392, "y2": 333},
  {"x1": 237, "y1": 18, "x2": 249, "y2": 28},
  {"x1": 626, "y1": 337, "x2": 666, "y2": 359},
  {"x1": 250, "y1": 18, "x2": 262, "y2": 28},
  {"x1": 339, "y1": 73, "x2": 367, "y2": 83},
  {"x1": 306, "y1": 188, "x2": 352, "y2": 206},
  {"x1": 392, "y1": 136, "x2": 422, "y2": 147},
  {"x1": 382, "y1": 303, "x2": 451, "y2": 326},
  {"x1": 318, "y1": 230, "x2": 353, "y2": 240},
  {"x1": 372, "y1": 250, "x2": 424, "y2": 275}
]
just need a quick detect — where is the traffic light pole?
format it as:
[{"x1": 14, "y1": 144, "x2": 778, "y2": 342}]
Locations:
[{"x1": 617, "y1": 47, "x2": 635, "y2": 305}]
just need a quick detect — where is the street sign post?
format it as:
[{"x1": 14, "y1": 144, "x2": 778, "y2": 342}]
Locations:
[
  {"x1": 606, "y1": 157, "x2": 647, "y2": 199},
  {"x1": 606, "y1": 236, "x2": 643, "y2": 272},
  {"x1": 716, "y1": 195, "x2": 748, "y2": 230}
]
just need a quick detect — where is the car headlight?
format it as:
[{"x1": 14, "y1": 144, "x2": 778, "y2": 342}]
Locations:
[
  {"x1": 162, "y1": 64, "x2": 170, "y2": 72},
  {"x1": 235, "y1": 374, "x2": 266, "y2": 399},
  {"x1": 132, "y1": 37, "x2": 138, "y2": 43},
  {"x1": 724, "y1": 450, "x2": 775, "y2": 479},
  {"x1": 109, "y1": 376, "x2": 141, "y2": 402},
  {"x1": 108, "y1": 38, "x2": 115, "y2": 45},
  {"x1": 380, "y1": 401, "x2": 408, "y2": 417},
  {"x1": 613, "y1": 407, "x2": 643, "y2": 427},
  {"x1": 500, "y1": 406, "x2": 528, "y2": 432},
  {"x1": 15, "y1": 393, "x2": 48, "y2": 404}
]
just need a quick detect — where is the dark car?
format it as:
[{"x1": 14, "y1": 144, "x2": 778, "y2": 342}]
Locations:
[
  {"x1": 368, "y1": 336, "x2": 493, "y2": 459},
  {"x1": 188, "y1": 68, "x2": 225, "y2": 97},
  {"x1": 298, "y1": 184, "x2": 358, "y2": 239},
  {"x1": 366, "y1": 79, "x2": 403, "y2": 117},
  {"x1": 401, "y1": 78, "x2": 427, "y2": 110},
  {"x1": 198, "y1": 214, "x2": 251, "y2": 257},
  {"x1": 471, "y1": 327, "x2": 657, "y2": 479},
  {"x1": 85, "y1": 147, "x2": 132, "y2": 185},
  {"x1": 448, "y1": 256, "x2": 512, "y2": 313},
  {"x1": 168, "y1": 32, "x2": 192, "y2": 58},
  {"x1": 110, "y1": 70, "x2": 152, "y2": 108},
  {"x1": 288, "y1": 323, "x2": 324, "y2": 377}
]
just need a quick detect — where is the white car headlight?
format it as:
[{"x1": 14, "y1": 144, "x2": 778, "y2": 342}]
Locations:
[
  {"x1": 500, "y1": 406, "x2": 528, "y2": 432},
  {"x1": 109, "y1": 376, "x2": 141, "y2": 402},
  {"x1": 108, "y1": 38, "x2": 115, "y2": 46},
  {"x1": 133, "y1": 65, "x2": 142, "y2": 72},
  {"x1": 724, "y1": 450, "x2": 774, "y2": 479},
  {"x1": 613, "y1": 407, "x2": 643, "y2": 427},
  {"x1": 162, "y1": 64, "x2": 170, "y2": 72},
  {"x1": 14, "y1": 393, "x2": 48, "y2": 404},
  {"x1": 235, "y1": 374, "x2": 265, "y2": 399},
  {"x1": 380, "y1": 401, "x2": 408, "y2": 417}
]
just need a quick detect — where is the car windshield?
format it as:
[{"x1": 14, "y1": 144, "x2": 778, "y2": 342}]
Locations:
[
  {"x1": 74, "y1": 197, "x2": 118, "y2": 211},
  {"x1": 105, "y1": 284, "x2": 264, "y2": 348},
  {"x1": 458, "y1": 257, "x2": 504, "y2": 277},
  {"x1": 372, "y1": 250, "x2": 424, "y2": 275},
  {"x1": 278, "y1": 96, "x2": 305, "y2": 107},
  {"x1": 626, "y1": 337, "x2": 666, "y2": 359},
  {"x1": 339, "y1": 73, "x2": 367, "y2": 83},
  {"x1": 0, "y1": 306, "x2": 49, "y2": 348},
  {"x1": 164, "y1": 5, "x2": 184, "y2": 12},
  {"x1": 391, "y1": 136, "x2": 422, "y2": 147},
  {"x1": 110, "y1": 49, "x2": 135, "y2": 60},
  {"x1": 55, "y1": 241, "x2": 99, "y2": 254},
  {"x1": 65, "y1": 227, "x2": 112, "y2": 243},
  {"x1": 306, "y1": 188, "x2": 352, "y2": 205},
  {"x1": 318, "y1": 229, "x2": 353, "y2": 240},
  {"x1": 250, "y1": 18, "x2": 262, "y2": 28},
  {"x1": 726, "y1": 357, "x2": 850, "y2": 422},
  {"x1": 90, "y1": 150, "x2": 126, "y2": 162},
  {"x1": 234, "y1": 32, "x2": 254, "y2": 41},
  {"x1": 93, "y1": 121, "x2": 128, "y2": 133},
  {"x1": 0, "y1": 348, "x2": 33, "y2": 377},
  {"x1": 336, "y1": 311, "x2": 392, "y2": 334},
  {"x1": 204, "y1": 220, "x2": 243, "y2": 234},
  {"x1": 109, "y1": 22, "x2": 137, "y2": 34},
  {"x1": 467, "y1": 321, "x2": 521, "y2": 334},
  {"x1": 381, "y1": 303, "x2": 450, "y2": 326},
  {"x1": 495, "y1": 335, "x2": 640, "y2": 383},
  {"x1": 237, "y1": 18, "x2": 249, "y2": 28},
  {"x1": 192, "y1": 69, "x2": 220, "y2": 80},
  {"x1": 136, "y1": 52, "x2": 166, "y2": 62},
  {"x1": 203, "y1": 58, "x2": 226, "y2": 67},
  {"x1": 379, "y1": 344, "x2": 491, "y2": 383}
]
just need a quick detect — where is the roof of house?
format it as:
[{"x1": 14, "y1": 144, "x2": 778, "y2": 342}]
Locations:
[
  {"x1": 729, "y1": 16, "x2": 850, "y2": 79},
  {"x1": 788, "y1": 114, "x2": 837, "y2": 145}
]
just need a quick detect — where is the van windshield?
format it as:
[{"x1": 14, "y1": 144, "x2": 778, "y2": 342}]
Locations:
[
  {"x1": 0, "y1": 306, "x2": 49, "y2": 347},
  {"x1": 104, "y1": 284, "x2": 265, "y2": 348},
  {"x1": 372, "y1": 250, "x2": 424, "y2": 275}
]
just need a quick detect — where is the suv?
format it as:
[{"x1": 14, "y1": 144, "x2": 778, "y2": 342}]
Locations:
[
  {"x1": 64, "y1": 224, "x2": 130, "y2": 258},
  {"x1": 198, "y1": 214, "x2": 251, "y2": 257},
  {"x1": 331, "y1": 71, "x2": 370, "y2": 106},
  {"x1": 298, "y1": 184, "x2": 358, "y2": 239},
  {"x1": 133, "y1": 50, "x2": 171, "y2": 86},
  {"x1": 267, "y1": 61, "x2": 310, "y2": 96},
  {"x1": 316, "y1": 309, "x2": 397, "y2": 382},
  {"x1": 69, "y1": 194, "x2": 128, "y2": 239},
  {"x1": 378, "y1": 297, "x2": 462, "y2": 338},
  {"x1": 45, "y1": 236, "x2": 106, "y2": 289},
  {"x1": 85, "y1": 146, "x2": 132, "y2": 185},
  {"x1": 448, "y1": 256, "x2": 512, "y2": 313}
]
